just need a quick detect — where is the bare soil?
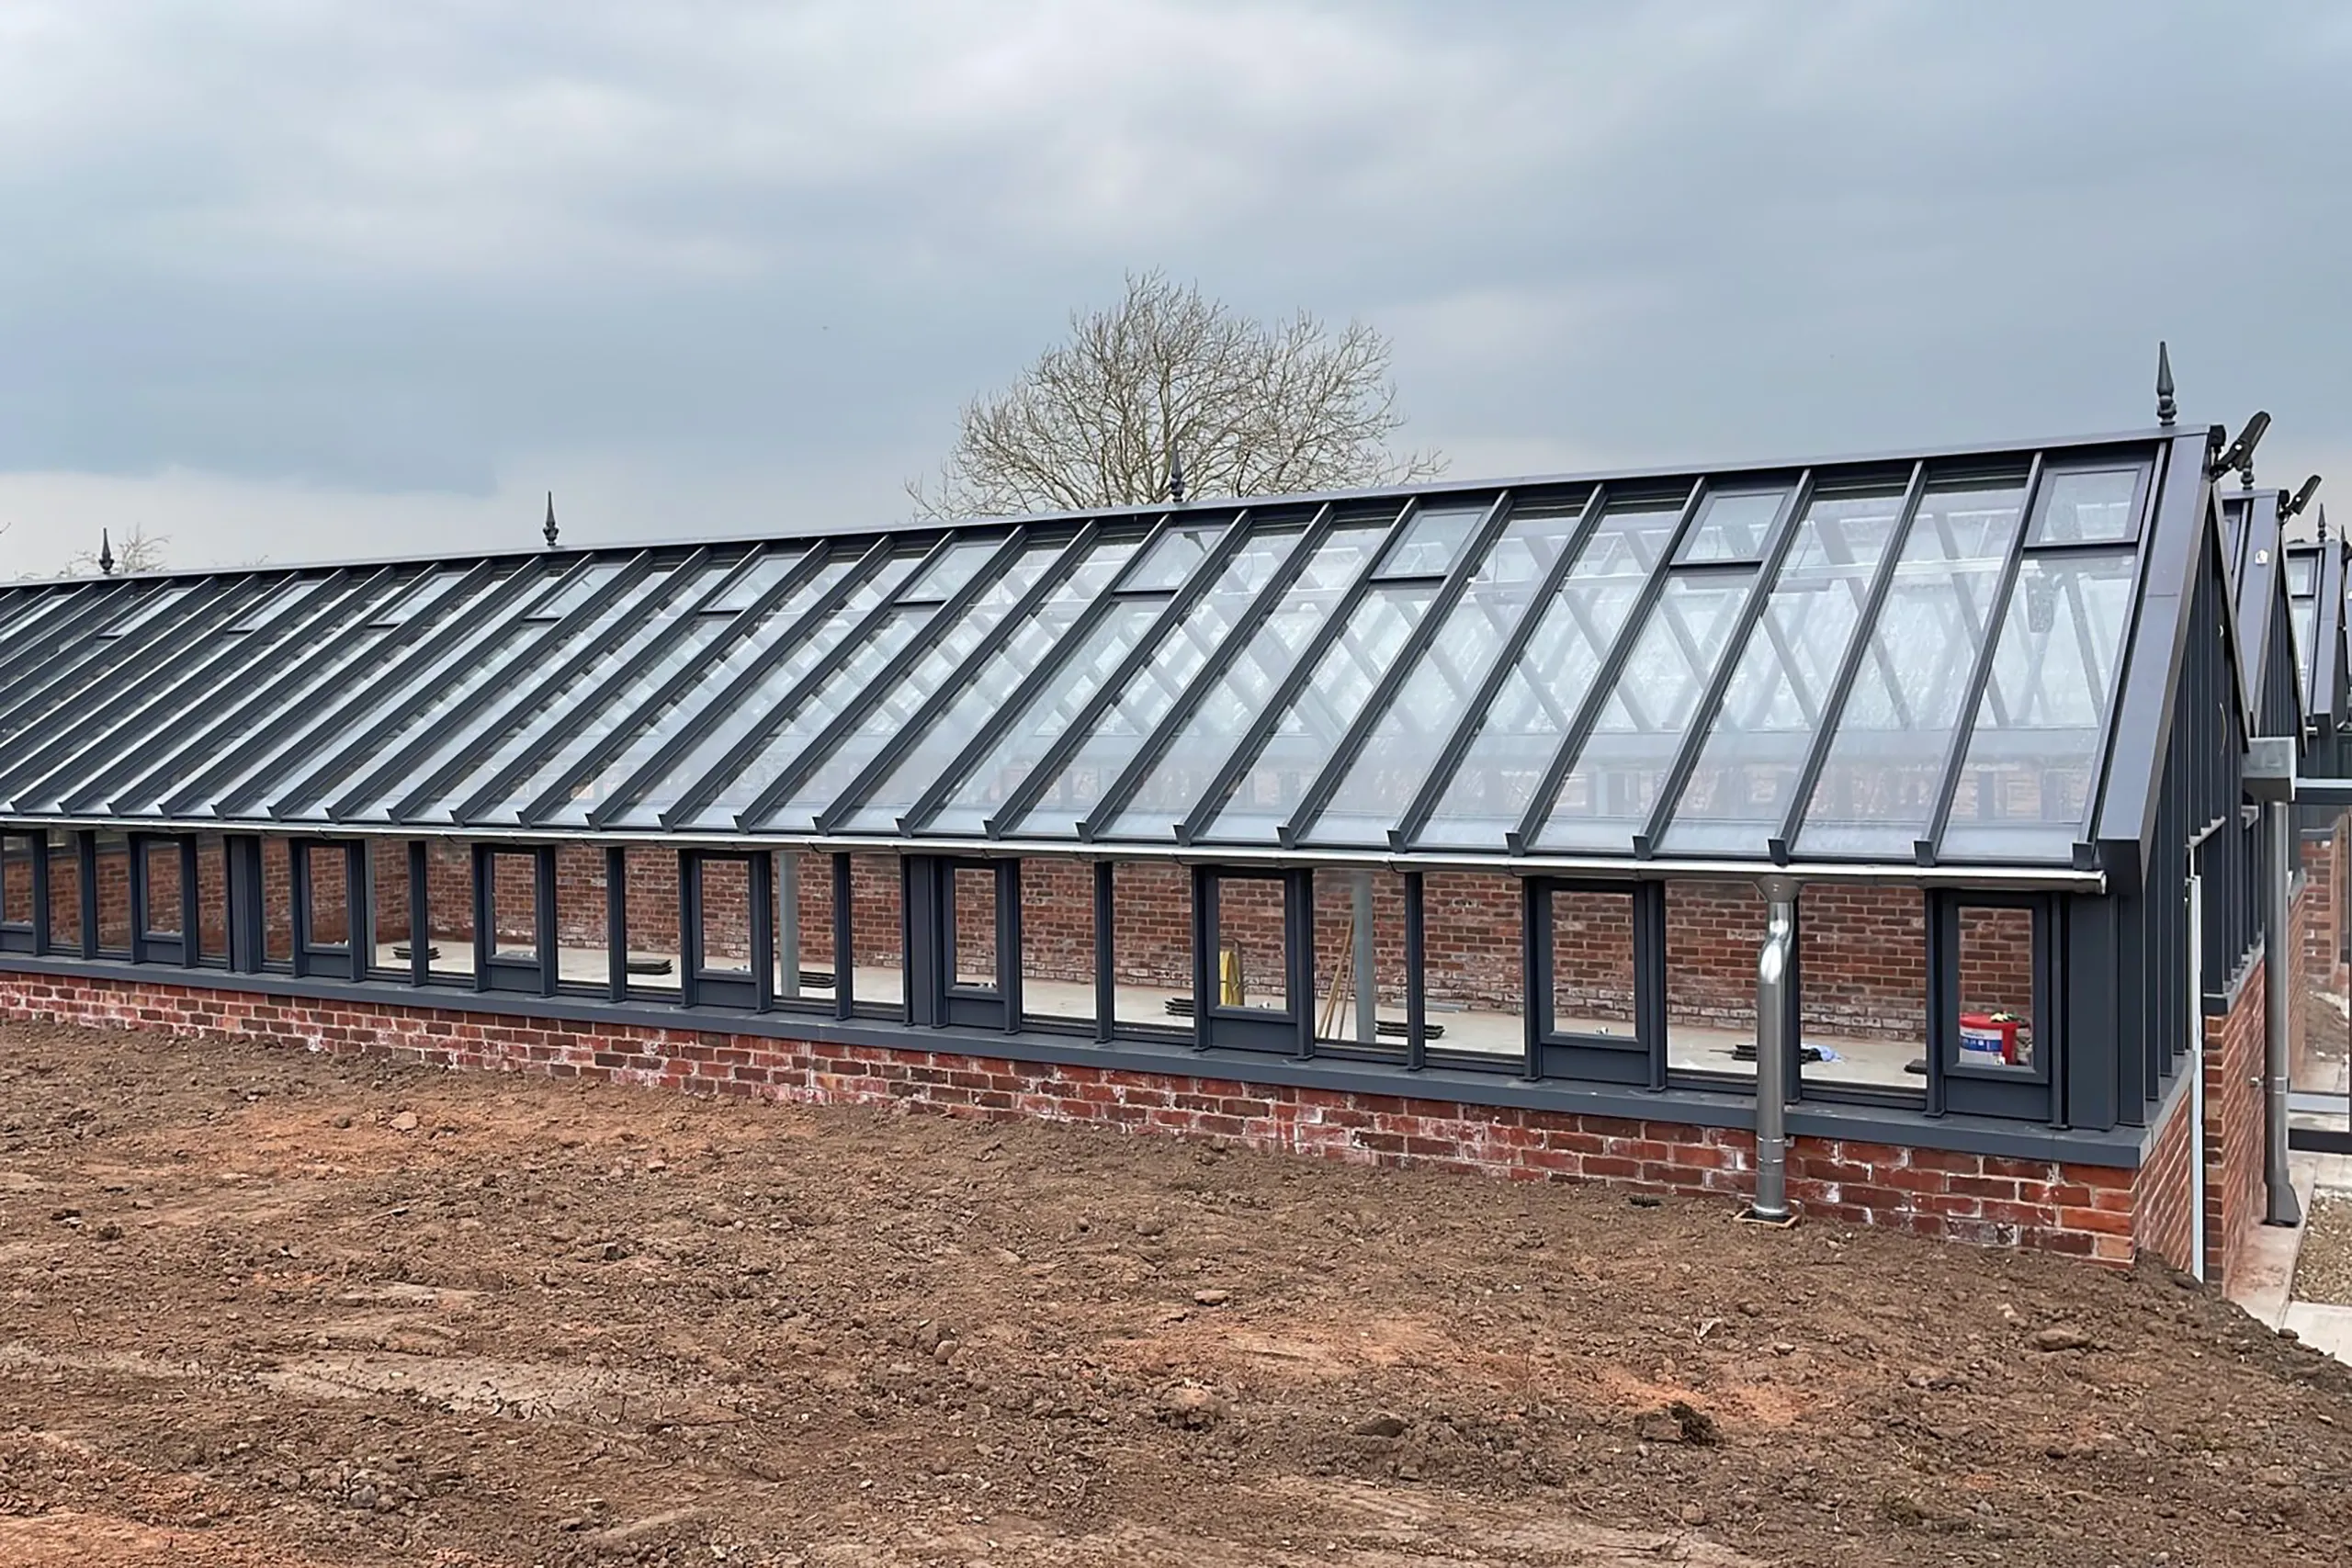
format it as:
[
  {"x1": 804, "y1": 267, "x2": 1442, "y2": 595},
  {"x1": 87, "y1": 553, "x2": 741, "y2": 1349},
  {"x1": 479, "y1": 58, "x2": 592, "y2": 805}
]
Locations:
[{"x1": 1, "y1": 1019, "x2": 2348, "y2": 1567}]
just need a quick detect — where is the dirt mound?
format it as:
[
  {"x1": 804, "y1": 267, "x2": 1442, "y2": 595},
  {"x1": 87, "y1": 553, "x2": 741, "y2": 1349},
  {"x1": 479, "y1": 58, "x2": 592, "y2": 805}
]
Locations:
[{"x1": 2, "y1": 1018, "x2": 2347, "y2": 1565}]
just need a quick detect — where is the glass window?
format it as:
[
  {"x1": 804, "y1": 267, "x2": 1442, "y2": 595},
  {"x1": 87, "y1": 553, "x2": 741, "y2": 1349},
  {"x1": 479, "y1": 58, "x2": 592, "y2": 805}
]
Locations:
[
  {"x1": 834, "y1": 537, "x2": 1142, "y2": 832},
  {"x1": 1209, "y1": 875, "x2": 1290, "y2": 1015},
  {"x1": 1954, "y1": 906, "x2": 2037, "y2": 1074},
  {"x1": 1110, "y1": 862, "x2": 1193, "y2": 1035},
  {"x1": 1123, "y1": 521, "x2": 1227, "y2": 592},
  {"x1": 1665, "y1": 879, "x2": 1757, "y2": 1080},
  {"x1": 1536, "y1": 566, "x2": 1758, "y2": 852},
  {"x1": 950, "y1": 865, "x2": 1000, "y2": 991},
  {"x1": 2286, "y1": 553, "x2": 2317, "y2": 597},
  {"x1": 847, "y1": 853, "x2": 903, "y2": 1011},
  {"x1": 491, "y1": 852, "x2": 537, "y2": 960},
  {"x1": 1006, "y1": 523, "x2": 1306, "y2": 837},
  {"x1": 1312, "y1": 869, "x2": 1408, "y2": 1052},
  {"x1": 1020, "y1": 860, "x2": 1096, "y2": 1030},
  {"x1": 1794, "y1": 475, "x2": 2030, "y2": 857},
  {"x1": 2029, "y1": 466, "x2": 2144, "y2": 546},
  {"x1": 521, "y1": 559, "x2": 627, "y2": 622},
  {"x1": 141, "y1": 840, "x2": 185, "y2": 940},
  {"x1": 1798, "y1": 886, "x2": 1928, "y2": 1095},
  {"x1": 424, "y1": 840, "x2": 477, "y2": 985},
  {"x1": 1548, "y1": 886, "x2": 1636, "y2": 1043},
  {"x1": 1674, "y1": 488, "x2": 1786, "y2": 564},
  {"x1": 775, "y1": 850, "x2": 835, "y2": 1008},
  {"x1": 1103, "y1": 523, "x2": 1391, "y2": 839},
  {"x1": 1418, "y1": 496, "x2": 1682, "y2": 847},
  {"x1": 1939, "y1": 547, "x2": 2137, "y2": 861},
  {"x1": 1379, "y1": 503, "x2": 1487, "y2": 578},
  {"x1": 1657, "y1": 485, "x2": 1907, "y2": 854},
  {"x1": 897, "y1": 538, "x2": 999, "y2": 604},
  {"x1": 1420, "y1": 872, "x2": 1523, "y2": 1063},
  {"x1": 702, "y1": 548, "x2": 804, "y2": 614},
  {"x1": 1195, "y1": 582, "x2": 1436, "y2": 841}
]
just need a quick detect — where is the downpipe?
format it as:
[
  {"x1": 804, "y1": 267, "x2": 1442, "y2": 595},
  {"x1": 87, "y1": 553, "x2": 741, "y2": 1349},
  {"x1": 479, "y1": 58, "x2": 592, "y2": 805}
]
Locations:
[
  {"x1": 2265, "y1": 802, "x2": 2302, "y2": 1227},
  {"x1": 1747, "y1": 875, "x2": 1799, "y2": 1224}
]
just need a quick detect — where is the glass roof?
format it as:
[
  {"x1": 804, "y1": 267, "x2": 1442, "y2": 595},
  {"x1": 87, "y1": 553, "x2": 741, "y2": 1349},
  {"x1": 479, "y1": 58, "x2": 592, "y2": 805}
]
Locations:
[{"x1": 0, "y1": 433, "x2": 2194, "y2": 870}]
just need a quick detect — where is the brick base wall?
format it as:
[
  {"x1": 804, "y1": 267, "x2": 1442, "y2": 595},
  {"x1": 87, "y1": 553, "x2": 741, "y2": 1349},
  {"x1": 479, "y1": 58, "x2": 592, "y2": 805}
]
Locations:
[
  {"x1": 1, "y1": 967, "x2": 2141, "y2": 1268},
  {"x1": 2205, "y1": 954, "x2": 2268, "y2": 1281}
]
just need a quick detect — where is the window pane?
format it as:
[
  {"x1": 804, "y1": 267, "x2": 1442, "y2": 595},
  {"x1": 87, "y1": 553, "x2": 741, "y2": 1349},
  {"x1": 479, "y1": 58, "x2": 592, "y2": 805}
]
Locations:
[
  {"x1": 1380, "y1": 502, "x2": 1486, "y2": 577},
  {"x1": 849, "y1": 853, "x2": 903, "y2": 1010},
  {"x1": 951, "y1": 865, "x2": 999, "y2": 990},
  {"x1": 1123, "y1": 521, "x2": 1226, "y2": 592},
  {"x1": 1020, "y1": 860, "x2": 1095, "y2": 1028},
  {"x1": 1211, "y1": 876, "x2": 1289, "y2": 1014},
  {"x1": 1196, "y1": 582, "x2": 1435, "y2": 841},
  {"x1": 141, "y1": 840, "x2": 184, "y2": 937},
  {"x1": 1105, "y1": 523, "x2": 1392, "y2": 839},
  {"x1": 699, "y1": 858, "x2": 754, "y2": 977},
  {"x1": 1111, "y1": 863, "x2": 1192, "y2": 1034},
  {"x1": 1794, "y1": 475, "x2": 2029, "y2": 857},
  {"x1": 1537, "y1": 567, "x2": 1757, "y2": 852},
  {"x1": 1418, "y1": 497, "x2": 1681, "y2": 847},
  {"x1": 1008, "y1": 523, "x2": 1305, "y2": 837},
  {"x1": 898, "y1": 538, "x2": 999, "y2": 603},
  {"x1": 492, "y1": 853, "x2": 536, "y2": 958},
  {"x1": 1939, "y1": 547, "x2": 2136, "y2": 861},
  {"x1": 1312, "y1": 869, "x2": 1408, "y2": 1051},
  {"x1": 1956, "y1": 906, "x2": 2037, "y2": 1073},
  {"x1": 1550, "y1": 886, "x2": 1636, "y2": 1042},
  {"x1": 1658, "y1": 486, "x2": 1906, "y2": 854},
  {"x1": 307, "y1": 845, "x2": 350, "y2": 950},
  {"x1": 1306, "y1": 501, "x2": 1590, "y2": 844},
  {"x1": 426, "y1": 841, "x2": 477, "y2": 984},
  {"x1": 2029, "y1": 466, "x2": 2144, "y2": 546},
  {"x1": 1674, "y1": 488, "x2": 1785, "y2": 564},
  {"x1": 1666, "y1": 880, "x2": 1757, "y2": 1080},
  {"x1": 838, "y1": 538, "x2": 1142, "y2": 832},
  {"x1": 775, "y1": 850, "x2": 836, "y2": 1007},
  {"x1": 1421, "y1": 872, "x2": 1523, "y2": 1062}
]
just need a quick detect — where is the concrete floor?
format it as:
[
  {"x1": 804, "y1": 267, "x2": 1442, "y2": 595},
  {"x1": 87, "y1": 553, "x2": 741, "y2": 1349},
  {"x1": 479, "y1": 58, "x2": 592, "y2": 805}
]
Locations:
[
  {"x1": 378, "y1": 941, "x2": 1927, "y2": 1089},
  {"x1": 2231, "y1": 1151, "x2": 2352, "y2": 1368}
]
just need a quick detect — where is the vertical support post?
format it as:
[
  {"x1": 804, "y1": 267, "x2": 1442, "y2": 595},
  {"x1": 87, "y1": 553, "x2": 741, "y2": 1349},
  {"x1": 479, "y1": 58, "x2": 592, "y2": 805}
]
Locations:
[
  {"x1": 225, "y1": 834, "x2": 265, "y2": 973},
  {"x1": 605, "y1": 844, "x2": 628, "y2": 1002},
  {"x1": 1634, "y1": 881, "x2": 1668, "y2": 1090},
  {"x1": 128, "y1": 834, "x2": 153, "y2": 964},
  {"x1": 1092, "y1": 861, "x2": 1115, "y2": 1043},
  {"x1": 751, "y1": 850, "x2": 776, "y2": 1012},
  {"x1": 1749, "y1": 874, "x2": 1800, "y2": 1224},
  {"x1": 1289, "y1": 867, "x2": 1315, "y2": 1060},
  {"x1": 678, "y1": 850, "x2": 702, "y2": 1009},
  {"x1": 831, "y1": 852, "x2": 854, "y2": 1020},
  {"x1": 1402, "y1": 870, "x2": 1426, "y2": 1071},
  {"x1": 777, "y1": 850, "x2": 801, "y2": 1000},
  {"x1": 534, "y1": 843, "x2": 558, "y2": 998},
  {"x1": 74, "y1": 829, "x2": 98, "y2": 960},
  {"x1": 2265, "y1": 801, "x2": 2303, "y2": 1226},
  {"x1": 1519, "y1": 877, "x2": 1541, "y2": 1081},
  {"x1": 2186, "y1": 867, "x2": 2207, "y2": 1282},
  {"x1": 470, "y1": 844, "x2": 493, "y2": 993},
  {"x1": 29, "y1": 828, "x2": 52, "y2": 957},
  {"x1": 345, "y1": 841, "x2": 373, "y2": 981},
  {"x1": 288, "y1": 840, "x2": 313, "y2": 977},
  {"x1": 407, "y1": 840, "x2": 430, "y2": 987},
  {"x1": 998, "y1": 859, "x2": 1022, "y2": 1032},
  {"x1": 1190, "y1": 866, "x2": 1214, "y2": 1053},
  {"x1": 1351, "y1": 868, "x2": 1376, "y2": 1046},
  {"x1": 180, "y1": 839, "x2": 201, "y2": 968}
]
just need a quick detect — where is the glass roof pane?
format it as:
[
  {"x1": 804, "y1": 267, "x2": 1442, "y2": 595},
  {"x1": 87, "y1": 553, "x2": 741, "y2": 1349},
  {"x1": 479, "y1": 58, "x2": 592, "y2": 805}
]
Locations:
[
  {"x1": 354, "y1": 559, "x2": 735, "y2": 823},
  {"x1": 831, "y1": 536, "x2": 1142, "y2": 831},
  {"x1": 1417, "y1": 497, "x2": 1682, "y2": 847},
  {"x1": 1100, "y1": 522, "x2": 1392, "y2": 840},
  {"x1": 2029, "y1": 465, "x2": 2145, "y2": 546},
  {"x1": 1303, "y1": 502, "x2": 1592, "y2": 845},
  {"x1": 1379, "y1": 502, "x2": 1487, "y2": 578},
  {"x1": 2291, "y1": 598, "x2": 2315, "y2": 704},
  {"x1": 2288, "y1": 554, "x2": 2316, "y2": 597},
  {"x1": 1196, "y1": 582, "x2": 1438, "y2": 841},
  {"x1": 1674, "y1": 488, "x2": 1785, "y2": 564},
  {"x1": 1003, "y1": 523, "x2": 1306, "y2": 837},
  {"x1": 1793, "y1": 475, "x2": 2030, "y2": 857},
  {"x1": 1123, "y1": 520, "x2": 1223, "y2": 592},
  {"x1": 523, "y1": 559, "x2": 627, "y2": 621},
  {"x1": 898, "y1": 537, "x2": 997, "y2": 602},
  {"x1": 1535, "y1": 566, "x2": 1758, "y2": 851},
  {"x1": 1939, "y1": 547, "x2": 2137, "y2": 861},
  {"x1": 703, "y1": 548, "x2": 804, "y2": 613},
  {"x1": 222, "y1": 575, "x2": 331, "y2": 634},
  {"x1": 747, "y1": 538, "x2": 1074, "y2": 829},
  {"x1": 537, "y1": 554, "x2": 901, "y2": 828},
  {"x1": 1656, "y1": 486, "x2": 1907, "y2": 855}
]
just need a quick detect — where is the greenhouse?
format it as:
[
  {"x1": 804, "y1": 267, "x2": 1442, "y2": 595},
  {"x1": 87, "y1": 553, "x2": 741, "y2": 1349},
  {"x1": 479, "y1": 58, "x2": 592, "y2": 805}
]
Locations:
[{"x1": 0, "y1": 388, "x2": 2333, "y2": 1281}]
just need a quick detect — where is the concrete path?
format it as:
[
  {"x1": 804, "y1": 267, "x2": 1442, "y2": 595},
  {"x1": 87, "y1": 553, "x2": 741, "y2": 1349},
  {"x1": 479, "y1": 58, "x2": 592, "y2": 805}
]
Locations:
[{"x1": 2231, "y1": 1151, "x2": 2352, "y2": 1365}]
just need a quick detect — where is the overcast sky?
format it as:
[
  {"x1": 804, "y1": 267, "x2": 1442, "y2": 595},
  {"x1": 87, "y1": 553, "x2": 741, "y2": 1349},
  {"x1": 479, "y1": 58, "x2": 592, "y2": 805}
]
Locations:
[{"x1": 2, "y1": 2, "x2": 2346, "y2": 576}]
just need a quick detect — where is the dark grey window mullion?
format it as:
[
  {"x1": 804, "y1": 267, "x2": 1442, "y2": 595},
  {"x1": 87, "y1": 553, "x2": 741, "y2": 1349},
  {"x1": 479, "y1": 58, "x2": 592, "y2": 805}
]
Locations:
[
  {"x1": 1633, "y1": 471, "x2": 1817, "y2": 857},
  {"x1": 1277, "y1": 494, "x2": 1518, "y2": 848},
  {"x1": 1391, "y1": 485, "x2": 1613, "y2": 850},
  {"x1": 588, "y1": 535, "x2": 950, "y2": 830},
  {"x1": 0, "y1": 574, "x2": 250, "y2": 744},
  {"x1": 1772, "y1": 461, "x2": 1930, "y2": 861},
  {"x1": 0, "y1": 586, "x2": 117, "y2": 686},
  {"x1": 1919, "y1": 454, "x2": 2051, "y2": 864},
  {"x1": 1498, "y1": 478, "x2": 1713, "y2": 856},
  {"x1": 1069, "y1": 505, "x2": 1344, "y2": 843},
  {"x1": 76, "y1": 566, "x2": 412, "y2": 816},
  {"x1": 969, "y1": 508, "x2": 1270, "y2": 839},
  {"x1": 148, "y1": 558, "x2": 508, "y2": 818},
  {"x1": 266, "y1": 554, "x2": 614, "y2": 820},
  {"x1": 382, "y1": 547, "x2": 716, "y2": 823},
  {"x1": 0, "y1": 570, "x2": 356, "y2": 808},
  {"x1": 888, "y1": 515, "x2": 1198, "y2": 837},
  {"x1": 317, "y1": 550, "x2": 666, "y2": 821},
  {"x1": 729, "y1": 529, "x2": 1040, "y2": 830},
  {"x1": 497, "y1": 541, "x2": 847, "y2": 829},
  {"x1": 1160, "y1": 502, "x2": 1433, "y2": 846},
  {"x1": 810, "y1": 522, "x2": 1109, "y2": 835}
]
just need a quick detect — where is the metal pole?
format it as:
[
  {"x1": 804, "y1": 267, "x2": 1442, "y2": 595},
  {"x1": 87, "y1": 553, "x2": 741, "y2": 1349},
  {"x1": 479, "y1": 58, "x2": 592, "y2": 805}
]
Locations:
[
  {"x1": 1749, "y1": 874, "x2": 1799, "y2": 1223},
  {"x1": 2186, "y1": 867, "x2": 2206, "y2": 1280},
  {"x1": 1352, "y1": 869, "x2": 1376, "y2": 1044},
  {"x1": 2265, "y1": 801, "x2": 2303, "y2": 1227},
  {"x1": 778, "y1": 849, "x2": 801, "y2": 999}
]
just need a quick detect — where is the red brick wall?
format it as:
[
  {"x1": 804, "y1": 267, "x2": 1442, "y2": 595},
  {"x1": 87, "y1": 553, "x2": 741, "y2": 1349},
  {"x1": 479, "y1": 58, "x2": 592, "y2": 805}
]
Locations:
[
  {"x1": 0, "y1": 966, "x2": 2142, "y2": 1267},
  {"x1": 2204, "y1": 954, "x2": 2267, "y2": 1284},
  {"x1": 2132, "y1": 1083, "x2": 2196, "y2": 1275}
]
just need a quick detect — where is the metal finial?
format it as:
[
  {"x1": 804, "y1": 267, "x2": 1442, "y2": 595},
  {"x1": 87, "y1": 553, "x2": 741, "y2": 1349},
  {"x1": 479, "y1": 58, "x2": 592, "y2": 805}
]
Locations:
[
  {"x1": 543, "y1": 491, "x2": 559, "y2": 549},
  {"x1": 97, "y1": 528, "x2": 115, "y2": 576},
  {"x1": 2155, "y1": 341, "x2": 2176, "y2": 426},
  {"x1": 1166, "y1": 445, "x2": 1187, "y2": 505}
]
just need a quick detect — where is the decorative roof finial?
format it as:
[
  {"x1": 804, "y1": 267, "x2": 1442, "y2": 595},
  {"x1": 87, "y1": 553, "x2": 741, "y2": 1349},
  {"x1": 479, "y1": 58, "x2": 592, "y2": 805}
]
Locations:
[
  {"x1": 2155, "y1": 341, "x2": 2176, "y2": 426},
  {"x1": 543, "y1": 491, "x2": 559, "y2": 549},
  {"x1": 1166, "y1": 444, "x2": 1187, "y2": 505},
  {"x1": 97, "y1": 528, "x2": 115, "y2": 576}
]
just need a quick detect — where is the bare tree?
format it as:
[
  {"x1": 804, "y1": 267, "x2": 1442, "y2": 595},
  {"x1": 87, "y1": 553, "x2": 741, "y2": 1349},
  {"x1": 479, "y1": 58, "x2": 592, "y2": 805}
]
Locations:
[
  {"x1": 909, "y1": 271, "x2": 1444, "y2": 519},
  {"x1": 64, "y1": 525, "x2": 171, "y2": 577}
]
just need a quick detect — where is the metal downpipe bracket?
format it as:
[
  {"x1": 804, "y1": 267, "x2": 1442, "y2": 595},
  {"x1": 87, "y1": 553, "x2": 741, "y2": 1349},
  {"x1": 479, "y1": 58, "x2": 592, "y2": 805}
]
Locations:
[
  {"x1": 2265, "y1": 801, "x2": 2302, "y2": 1227},
  {"x1": 1744, "y1": 875, "x2": 1800, "y2": 1225}
]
